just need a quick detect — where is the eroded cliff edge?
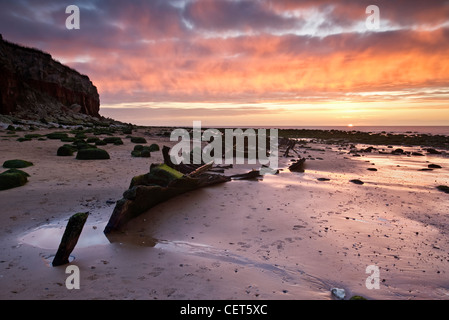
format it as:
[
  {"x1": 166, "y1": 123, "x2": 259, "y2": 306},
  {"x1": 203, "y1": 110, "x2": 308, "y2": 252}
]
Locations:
[{"x1": 0, "y1": 35, "x2": 100, "y2": 121}]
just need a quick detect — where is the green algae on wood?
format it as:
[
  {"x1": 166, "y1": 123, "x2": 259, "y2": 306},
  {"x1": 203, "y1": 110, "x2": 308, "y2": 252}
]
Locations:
[{"x1": 104, "y1": 163, "x2": 230, "y2": 234}]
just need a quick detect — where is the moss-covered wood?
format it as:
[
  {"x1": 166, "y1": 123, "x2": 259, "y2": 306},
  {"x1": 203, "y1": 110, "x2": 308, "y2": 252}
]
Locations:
[
  {"x1": 52, "y1": 212, "x2": 89, "y2": 266},
  {"x1": 104, "y1": 163, "x2": 230, "y2": 234}
]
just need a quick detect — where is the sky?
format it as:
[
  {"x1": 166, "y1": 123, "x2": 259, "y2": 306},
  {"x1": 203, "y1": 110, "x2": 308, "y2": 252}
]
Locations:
[{"x1": 1, "y1": 0, "x2": 449, "y2": 127}]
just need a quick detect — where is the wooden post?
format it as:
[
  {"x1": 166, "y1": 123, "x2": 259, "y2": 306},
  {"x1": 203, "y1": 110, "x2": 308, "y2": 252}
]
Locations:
[{"x1": 52, "y1": 212, "x2": 89, "y2": 267}]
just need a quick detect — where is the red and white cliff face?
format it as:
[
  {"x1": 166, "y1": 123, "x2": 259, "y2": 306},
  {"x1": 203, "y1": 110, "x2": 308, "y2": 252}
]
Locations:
[{"x1": 0, "y1": 35, "x2": 100, "y2": 118}]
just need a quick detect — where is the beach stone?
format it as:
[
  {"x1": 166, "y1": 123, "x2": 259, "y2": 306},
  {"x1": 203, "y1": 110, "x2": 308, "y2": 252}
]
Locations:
[
  {"x1": 331, "y1": 288, "x2": 346, "y2": 300},
  {"x1": 3, "y1": 159, "x2": 33, "y2": 169},
  {"x1": 426, "y1": 148, "x2": 441, "y2": 155},
  {"x1": 57, "y1": 146, "x2": 74, "y2": 157},
  {"x1": 0, "y1": 169, "x2": 29, "y2": 191},
  {"x1": 392, "y1": 148, "x2": 404, "y2": 155},
  {"x1": 76, "y1": 148, "x2": 110, "y2": 160},
  {"x1": 103, "y1": 137, "x2": 123, "y2": 145},
  {"x1": 350, "y1": 179, "x2": 364, "y2": 185},
  {"x1": 367, "y1": 168, "x2": 377, "y2": 171},
  {"x1": 149, "y1": 143, "x2": 160, "y2": 152},
  {"x1": 46, "y1": 132, "x2": 69, "y2": 140},
  {"x1": 317, "y1": 178, "x2": 331, "y2": 181},
  {"x1": 428, "y1": 164, "x2": 442, "y2": 169},
  {"x1": 131, "y1": 136, "x2": 147, "y2": 144},
  {"x1": 437, "y1": 186, "x2": 449, "y2": 194}
]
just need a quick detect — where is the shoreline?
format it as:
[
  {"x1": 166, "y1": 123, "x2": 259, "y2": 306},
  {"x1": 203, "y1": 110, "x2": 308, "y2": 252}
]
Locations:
[{"x1": 1, "y1": 124, "x2": 449, "y2": 300}]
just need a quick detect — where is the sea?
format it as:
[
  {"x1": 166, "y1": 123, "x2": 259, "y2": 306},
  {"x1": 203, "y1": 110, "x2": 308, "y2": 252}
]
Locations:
[{"x1": 213, "y1": 126, "x2": 449, "y2": 136}]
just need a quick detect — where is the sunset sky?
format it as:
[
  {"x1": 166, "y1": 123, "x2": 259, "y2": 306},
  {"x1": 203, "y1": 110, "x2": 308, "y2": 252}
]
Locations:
[{"x1": 1, "y1": 0, "x2": 449, "y2": 126}]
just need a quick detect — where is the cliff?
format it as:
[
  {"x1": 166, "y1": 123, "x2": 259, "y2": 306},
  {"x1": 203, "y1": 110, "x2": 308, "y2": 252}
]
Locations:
[{"x1": 0, "y1": 35, "x2": 100, "y2": 120}]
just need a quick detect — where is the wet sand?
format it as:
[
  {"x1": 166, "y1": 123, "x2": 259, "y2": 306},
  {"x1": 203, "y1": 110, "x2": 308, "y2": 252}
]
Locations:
[{"x1": 1, "y1": 128, "x2": 449, "y2": 300}]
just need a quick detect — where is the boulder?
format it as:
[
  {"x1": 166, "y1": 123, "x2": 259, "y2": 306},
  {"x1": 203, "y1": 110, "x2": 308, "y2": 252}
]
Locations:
[
  {"x1": 130, "y1": 136, "x2": 147, "y2": 144},
  {"x1": 0, "y1": 169, "x2": 29, "y2": 190},
  {"x1": 437, "y1": 185, "x2": 449, "y2": 194},
  {"x1": 57, "y1": 145, "x2": 75, "y2": 157},
  {"x1": 76, "y1": 148, "x2": 110, "y2": 160},
  {"x1": 3, "y1": 159, "x2": 33, "y2": 169}
]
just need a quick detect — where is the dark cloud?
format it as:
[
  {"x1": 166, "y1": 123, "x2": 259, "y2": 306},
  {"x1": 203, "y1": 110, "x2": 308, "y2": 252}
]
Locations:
[{"x1": 183, "y1": 0, "x2": 304, "y2": 33}]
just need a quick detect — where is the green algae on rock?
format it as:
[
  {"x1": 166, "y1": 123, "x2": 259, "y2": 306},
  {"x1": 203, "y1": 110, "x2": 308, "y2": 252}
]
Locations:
[
  {"x1": 0, "y1": 169, "x2": 30, "y2": 190},
  {"x1": 76, "y1": 148, "x2": 110, "y2": 160},
  {"x1": 3, "y1": 159, "x2": 34, "y2": 169}
]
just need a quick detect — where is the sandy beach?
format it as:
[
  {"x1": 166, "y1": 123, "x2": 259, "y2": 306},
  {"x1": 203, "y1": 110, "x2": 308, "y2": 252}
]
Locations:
[{"x1": 1, "y1": 127, "x2": 449, "y2": 300}]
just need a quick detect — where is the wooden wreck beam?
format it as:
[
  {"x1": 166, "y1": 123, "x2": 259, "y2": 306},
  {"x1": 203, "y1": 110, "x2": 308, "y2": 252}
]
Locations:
[
  {"x1": 103, "y1": 163, "x2": 230, "y2": 234},
  {"x1": 52, "y1": 212, "x2": 89, "y2": 267}
]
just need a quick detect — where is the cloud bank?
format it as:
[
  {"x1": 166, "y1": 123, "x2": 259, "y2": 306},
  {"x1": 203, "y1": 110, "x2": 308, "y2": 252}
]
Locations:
[{"x1": 1, "y1": 0, "x2": 448, "y2": 125}]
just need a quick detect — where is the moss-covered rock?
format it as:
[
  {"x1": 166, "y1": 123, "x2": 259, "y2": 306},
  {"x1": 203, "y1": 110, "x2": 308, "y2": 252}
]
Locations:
[
  {"x1": 57, "y1": 145, "x2": 75, "y2": 157},
  {"x1": 76, "y1": 148, "x2": 110, "y2": 160},
  {"x1": 0, "y1": 169, "x2": 29, "y2": 191},
  {"x1": 103, "y1": 137, "x2": 123, "y2": 145},
  {"x1": 122, "y1": 127, "x2": 133, "y2": 135},
  {"x1": 75, "y1": 132, "x2": 87, "y2": 139},
  {"x1": 3, "y1": 159, "x2": 34, "y2": 169},
  {"x1": 130, "y1": 136, "x2": 147, "y2": 144},
  {"x1": 17, "y1": 137, "x2": 32, "y2": 142},
  {"x1": 24, "y1": 134, "x2": 43, "y2": 139},
  {"x1": 134, "y1": 145, "x2": 144, "y2": 152},
  {"x1": 149, "y1": 143, "x2": 160, "y2": 152},
  {"x1": 60, "y1": 137, "x2": 76, "y2": 142},
  {"x1": 95, "y1": 140, "x2": 107, "y2": 146},
  {"x1": 131, "y1": 145, "x2": 153, "y2": 158},
  {"x1": 86, "y1": 137, "x2": 101, "y2": 143},
  {"x1": 140, "y1": 149, "x2": 151, "y2": 157},
  {"x1": 46, "y1": 132, "x2": 69, "y2": 140}
]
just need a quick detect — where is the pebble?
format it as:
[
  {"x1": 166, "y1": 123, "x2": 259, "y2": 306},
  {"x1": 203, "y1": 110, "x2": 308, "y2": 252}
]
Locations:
[{"x1": 331, "y1": 288, "x2": 346, "y2": 300}]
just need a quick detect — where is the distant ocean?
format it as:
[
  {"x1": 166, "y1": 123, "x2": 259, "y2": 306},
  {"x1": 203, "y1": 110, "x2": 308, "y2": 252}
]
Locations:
[
  {"x1": 213, "y1": 126, "x2": 449, "y2": 136},
  {"x1": 279, "y1": 126, "x2": 449, "y2": 136}
]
